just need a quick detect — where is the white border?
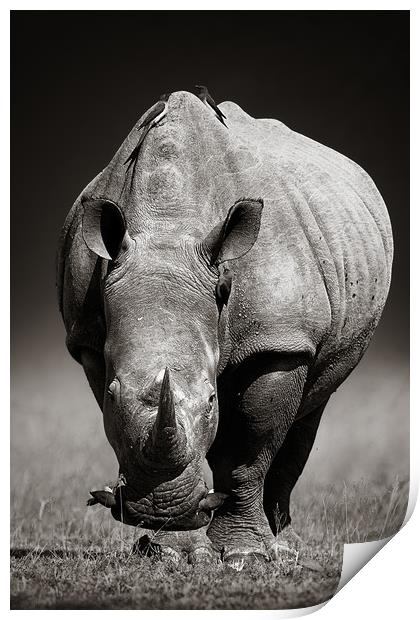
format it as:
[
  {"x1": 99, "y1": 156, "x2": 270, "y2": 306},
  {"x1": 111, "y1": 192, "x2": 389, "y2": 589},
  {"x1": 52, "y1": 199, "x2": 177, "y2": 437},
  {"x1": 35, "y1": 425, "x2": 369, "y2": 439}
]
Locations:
[{"x1": 4, "y1": 3, "x2": 416, "y2": 619}]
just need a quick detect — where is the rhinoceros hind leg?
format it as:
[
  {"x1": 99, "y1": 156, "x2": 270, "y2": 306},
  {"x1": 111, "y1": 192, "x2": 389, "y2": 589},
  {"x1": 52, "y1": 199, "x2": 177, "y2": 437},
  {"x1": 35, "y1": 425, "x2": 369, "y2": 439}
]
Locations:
[{"x1": 263, "y1": 402, "x2": 327, "y2": 536}]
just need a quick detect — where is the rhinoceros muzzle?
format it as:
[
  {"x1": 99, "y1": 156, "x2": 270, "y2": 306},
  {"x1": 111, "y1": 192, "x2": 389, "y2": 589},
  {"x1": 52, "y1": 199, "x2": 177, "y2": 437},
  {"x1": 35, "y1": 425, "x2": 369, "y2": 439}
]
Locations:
[
  {"x1": 110, "y1": 477, "x2": 213, "y2": 530},
  {"x1": 108, "y1": 367, "x2": 218, "y2": 530}
]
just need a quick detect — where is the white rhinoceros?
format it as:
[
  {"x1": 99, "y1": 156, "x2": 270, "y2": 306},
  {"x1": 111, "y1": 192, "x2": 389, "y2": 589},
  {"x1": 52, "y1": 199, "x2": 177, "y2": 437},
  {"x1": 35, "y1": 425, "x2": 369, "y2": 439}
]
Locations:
[{"x1": 57, "y1": 91, "x2": 392, "y2": 563}]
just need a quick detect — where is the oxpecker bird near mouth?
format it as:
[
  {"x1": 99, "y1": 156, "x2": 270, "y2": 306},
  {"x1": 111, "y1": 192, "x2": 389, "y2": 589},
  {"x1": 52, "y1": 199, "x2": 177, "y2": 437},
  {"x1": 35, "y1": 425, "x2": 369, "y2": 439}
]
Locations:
[
  {"x1": 195, "y1": 85, "x2": 227, "y2": 127},
  {"x1": 124, "y1": 92, "x2": 170, "y2": 170},
  {"x1": 87, "y1": 486, "x2": 117, "y2": 508}
]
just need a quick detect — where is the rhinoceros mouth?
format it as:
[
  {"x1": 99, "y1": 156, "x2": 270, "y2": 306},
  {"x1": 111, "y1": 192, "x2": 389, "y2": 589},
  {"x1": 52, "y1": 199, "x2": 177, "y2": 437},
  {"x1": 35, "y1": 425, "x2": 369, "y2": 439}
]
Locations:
[{"x1": 110, "y1": 474, "x2": 212, "y2": 531}]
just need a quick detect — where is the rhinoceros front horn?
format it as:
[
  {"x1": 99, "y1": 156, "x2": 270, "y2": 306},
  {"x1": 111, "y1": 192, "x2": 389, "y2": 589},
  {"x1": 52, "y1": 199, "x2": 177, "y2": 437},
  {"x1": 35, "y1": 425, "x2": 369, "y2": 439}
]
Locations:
[{"x1": 144, "y1": 367, "x2": 188, "y2": 468}]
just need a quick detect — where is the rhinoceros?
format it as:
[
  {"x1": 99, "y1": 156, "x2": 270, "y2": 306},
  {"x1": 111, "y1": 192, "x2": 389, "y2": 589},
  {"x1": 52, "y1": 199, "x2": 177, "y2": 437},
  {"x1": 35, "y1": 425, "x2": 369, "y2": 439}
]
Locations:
[{"x1": 57, "y1": 91, "x2": 393, "y2": 563}]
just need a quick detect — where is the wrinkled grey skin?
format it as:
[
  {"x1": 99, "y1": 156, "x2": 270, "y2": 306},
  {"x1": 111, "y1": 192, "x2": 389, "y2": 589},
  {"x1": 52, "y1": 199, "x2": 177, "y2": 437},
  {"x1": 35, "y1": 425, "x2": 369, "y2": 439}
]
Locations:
[{"x1": 57, "y1": 91, "x2": 393, "y2": 562}]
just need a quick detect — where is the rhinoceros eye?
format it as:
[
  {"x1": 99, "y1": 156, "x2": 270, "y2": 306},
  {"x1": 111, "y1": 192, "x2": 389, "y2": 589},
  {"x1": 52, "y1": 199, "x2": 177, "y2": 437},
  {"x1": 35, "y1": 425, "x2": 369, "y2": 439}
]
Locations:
[{"x1": 216, "y1": 269, "x2": 232, "y2": 306}]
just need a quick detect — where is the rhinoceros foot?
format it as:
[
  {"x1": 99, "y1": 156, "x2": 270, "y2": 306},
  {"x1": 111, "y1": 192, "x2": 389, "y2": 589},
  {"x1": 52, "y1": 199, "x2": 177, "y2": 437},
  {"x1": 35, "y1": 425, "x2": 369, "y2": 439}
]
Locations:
[
  {"x1": 207, "y1": 499, "x2": 277, "y2": 567},
  {"x1": 219, "y1": 532, "x2": 300, "y2": 569},
  {"x1": 132, "y1": 534, "x2": 183, "y2": 563},
  {"x1": 187, "y1": 545, "x2": 218, "y2": 566},
  {"x1": 132, "y1": 527, "x2": 217, "y2": 565},
  {"x1": 222, "y1": 546, "x2": 271, "y2": 571}
]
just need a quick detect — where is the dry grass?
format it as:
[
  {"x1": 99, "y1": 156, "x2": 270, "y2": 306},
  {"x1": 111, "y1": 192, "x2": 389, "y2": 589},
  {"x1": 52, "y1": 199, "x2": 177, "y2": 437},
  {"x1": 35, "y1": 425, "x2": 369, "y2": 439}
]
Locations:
[{"x1": 10, "y1": 468, "x2": 408, "y2": 609}]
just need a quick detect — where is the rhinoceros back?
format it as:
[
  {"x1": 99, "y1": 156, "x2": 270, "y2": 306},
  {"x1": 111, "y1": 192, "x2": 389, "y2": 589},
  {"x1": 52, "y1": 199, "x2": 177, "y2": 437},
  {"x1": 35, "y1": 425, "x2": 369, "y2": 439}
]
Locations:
[{"x1": 216, "y1": 102, "x2": 393, "y2": 412}]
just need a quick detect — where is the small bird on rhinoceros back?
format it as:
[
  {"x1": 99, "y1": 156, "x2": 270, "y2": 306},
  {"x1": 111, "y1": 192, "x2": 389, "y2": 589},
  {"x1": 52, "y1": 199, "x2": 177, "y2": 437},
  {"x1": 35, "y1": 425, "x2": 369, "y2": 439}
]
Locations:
[
  {"x1": 195, "y1": 85, "x2": 227, "y2": 127},
  {"x1": 137, "y1": 92, "x2": 170, "y2": 130},
  {"x1": 124, "y1": 92, "x2": 170, "y2": 170}
]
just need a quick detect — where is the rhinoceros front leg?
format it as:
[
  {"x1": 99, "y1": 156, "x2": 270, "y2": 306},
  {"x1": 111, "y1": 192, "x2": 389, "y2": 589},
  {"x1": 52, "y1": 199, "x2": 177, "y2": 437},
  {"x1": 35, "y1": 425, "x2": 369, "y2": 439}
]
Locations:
[{"x1": 207, "y1": 361, "x2": 308, "y2": 563}]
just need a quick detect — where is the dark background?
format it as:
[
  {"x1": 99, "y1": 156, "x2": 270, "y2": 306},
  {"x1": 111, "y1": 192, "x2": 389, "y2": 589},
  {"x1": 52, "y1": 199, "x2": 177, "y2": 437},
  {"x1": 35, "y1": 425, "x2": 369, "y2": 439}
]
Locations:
[{"x1": 11, "y1": 11, "x2": 409, "y2": 487}]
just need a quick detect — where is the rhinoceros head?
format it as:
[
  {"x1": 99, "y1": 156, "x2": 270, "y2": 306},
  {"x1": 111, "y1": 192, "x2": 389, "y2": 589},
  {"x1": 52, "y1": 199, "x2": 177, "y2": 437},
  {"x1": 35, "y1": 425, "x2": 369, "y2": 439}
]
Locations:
[
  {"x1": 62, "y1": 92, "x2": 264, "y2": 530},
  {"x1": 81, "y1": 195, "x2": 262, "y2": 529}
]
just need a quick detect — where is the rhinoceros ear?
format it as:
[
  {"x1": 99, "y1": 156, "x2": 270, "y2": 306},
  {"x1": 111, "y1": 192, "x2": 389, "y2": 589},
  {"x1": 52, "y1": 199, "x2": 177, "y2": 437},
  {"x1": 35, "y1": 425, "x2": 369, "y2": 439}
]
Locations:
[
  {"x1": 82, "y1": 198, "x2": 127, "y2": 260},
  {"x1": 205, "y1": 198, "x2": 264, "y2": 265}
]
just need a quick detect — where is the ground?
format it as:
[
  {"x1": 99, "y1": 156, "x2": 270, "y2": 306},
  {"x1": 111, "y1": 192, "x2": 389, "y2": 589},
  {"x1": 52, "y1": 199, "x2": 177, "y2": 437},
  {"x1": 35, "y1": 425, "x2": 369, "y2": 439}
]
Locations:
[
  {"x1": 10, "y1": 341, "x2": 409, "y2": 609},
  {"x1": 11, "y1": 470, "x2": 407, "y2": 609}
]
